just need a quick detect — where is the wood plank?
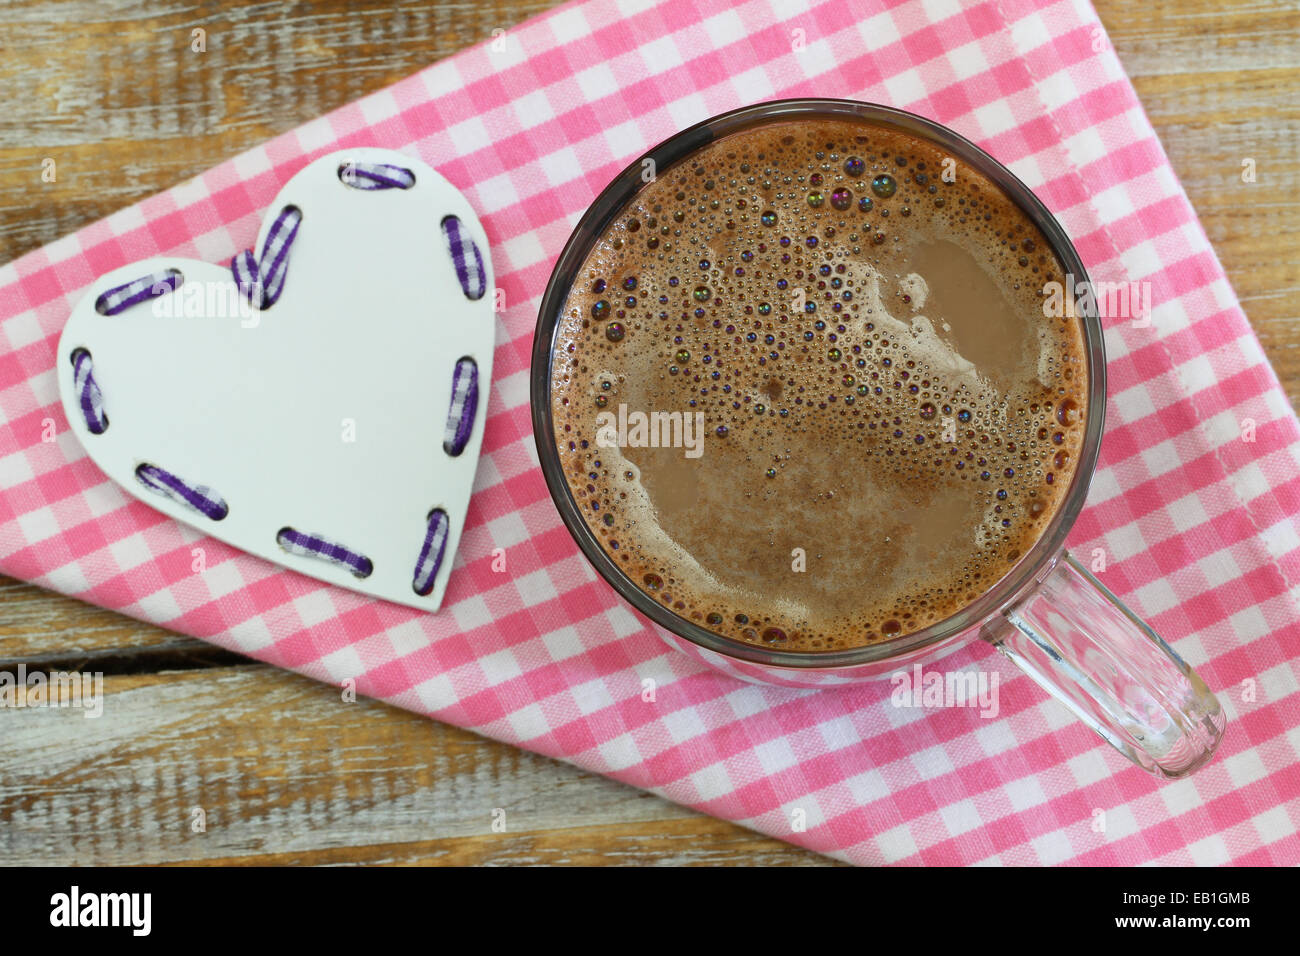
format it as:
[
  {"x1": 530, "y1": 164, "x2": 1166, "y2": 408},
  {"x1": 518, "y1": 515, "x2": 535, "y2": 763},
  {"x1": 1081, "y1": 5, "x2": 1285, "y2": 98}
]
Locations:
[
  {"x1": 1097, "y1": 2, "x2": 1300, "y2": 408},
  {"x1": 0, "y1": 0, "x2": 561, "y2": 263},
  {"x1": 0, "y1": 665, "x2": 835, "y2": 865},
  {"x1": 181, "y1": 818, "x2": 837, "y2": 866},
  {"x1": 0, "y1": 576, "x2": 211, "y2": 664}
]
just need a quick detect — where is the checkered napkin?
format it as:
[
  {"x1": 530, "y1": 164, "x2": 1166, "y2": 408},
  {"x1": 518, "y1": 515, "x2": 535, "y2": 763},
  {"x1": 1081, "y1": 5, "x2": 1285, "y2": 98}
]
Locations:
[{"x1": 3, "y1": 0, "x2": 1298, "y2": 865}]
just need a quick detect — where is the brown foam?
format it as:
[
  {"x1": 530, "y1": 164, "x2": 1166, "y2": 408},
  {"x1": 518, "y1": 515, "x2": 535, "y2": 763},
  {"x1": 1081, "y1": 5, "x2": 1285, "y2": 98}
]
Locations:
[{"x1": 550, "y1": 117, "x2": 1088, "y2": 652}]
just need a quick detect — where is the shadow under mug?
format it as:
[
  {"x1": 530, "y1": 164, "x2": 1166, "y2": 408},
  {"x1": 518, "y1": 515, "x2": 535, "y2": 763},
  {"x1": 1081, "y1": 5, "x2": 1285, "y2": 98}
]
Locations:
[{"x1": 530, "y1": 98, "x2": 1226, "y2": 778}]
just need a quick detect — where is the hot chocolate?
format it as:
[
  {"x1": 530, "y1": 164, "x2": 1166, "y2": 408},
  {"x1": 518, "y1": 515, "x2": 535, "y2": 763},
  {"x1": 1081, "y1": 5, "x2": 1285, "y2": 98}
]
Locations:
[{"x1": 549, "y1": 116, "x2": 1087, "y2": 652}]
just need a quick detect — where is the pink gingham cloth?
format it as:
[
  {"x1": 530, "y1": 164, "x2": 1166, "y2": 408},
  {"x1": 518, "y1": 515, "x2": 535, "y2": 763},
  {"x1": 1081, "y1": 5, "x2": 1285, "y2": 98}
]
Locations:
[{"x1": 3, "y1": 0, "x2": 1299, "y2": 865}]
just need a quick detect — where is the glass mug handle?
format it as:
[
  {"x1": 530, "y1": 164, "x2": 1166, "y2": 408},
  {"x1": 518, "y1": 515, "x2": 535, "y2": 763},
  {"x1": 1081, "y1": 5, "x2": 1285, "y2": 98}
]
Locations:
[{"x1": 984, "y1": 551, "x2": 1226, "y2": 778}]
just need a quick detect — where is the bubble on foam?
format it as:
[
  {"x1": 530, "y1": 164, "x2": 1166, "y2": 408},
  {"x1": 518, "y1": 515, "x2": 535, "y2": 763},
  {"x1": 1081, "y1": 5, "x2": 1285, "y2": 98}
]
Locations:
[
  {"x1": 902, "y1": 314, "x2": 982, "y2": 391},
  {"x1": 1036, "y1": 323, "x2": 1055, "y2": 388},
  {"x1": 899, "y1": 272, "x2": 929, "y2": 311}
]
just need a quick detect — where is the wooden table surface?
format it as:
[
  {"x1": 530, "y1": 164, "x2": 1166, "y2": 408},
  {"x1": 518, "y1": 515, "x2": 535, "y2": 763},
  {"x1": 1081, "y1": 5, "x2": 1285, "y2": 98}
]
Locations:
[{"x1": 1, "y1": 0, "x2": 1296, "y2": 866}]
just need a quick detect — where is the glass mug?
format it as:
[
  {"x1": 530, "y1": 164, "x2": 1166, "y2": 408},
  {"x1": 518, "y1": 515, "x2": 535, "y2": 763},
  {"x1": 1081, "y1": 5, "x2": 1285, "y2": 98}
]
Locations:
[{"x1": 530, "y1": 99, "x2": 1226, "y2": 778}]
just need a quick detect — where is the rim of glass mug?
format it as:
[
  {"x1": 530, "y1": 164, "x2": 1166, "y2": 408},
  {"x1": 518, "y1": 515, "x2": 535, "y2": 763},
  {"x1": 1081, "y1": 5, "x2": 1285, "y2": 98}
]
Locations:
[{"x1": 530, "y1": 98, "x2": 1105, "y2": 669}]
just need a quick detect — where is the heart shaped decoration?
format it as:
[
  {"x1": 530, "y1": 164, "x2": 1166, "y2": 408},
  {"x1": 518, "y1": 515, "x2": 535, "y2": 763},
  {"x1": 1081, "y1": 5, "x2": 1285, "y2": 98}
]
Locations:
[{"x1": 57, "y1": 148, "x2": 495, "y2": 611}]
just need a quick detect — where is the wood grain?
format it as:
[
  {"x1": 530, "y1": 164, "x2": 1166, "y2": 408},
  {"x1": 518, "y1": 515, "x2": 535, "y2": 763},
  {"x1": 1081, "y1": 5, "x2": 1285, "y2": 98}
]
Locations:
[
  {"x1": 2, "y1": 666, "x2": 832, "y2": 865},
  {"x1": 0, "y1": 0, "x2": 1296, "y2": 865},
  {"x1": 1103, "y1": 2, "x2": 1300, "y2": 409}
]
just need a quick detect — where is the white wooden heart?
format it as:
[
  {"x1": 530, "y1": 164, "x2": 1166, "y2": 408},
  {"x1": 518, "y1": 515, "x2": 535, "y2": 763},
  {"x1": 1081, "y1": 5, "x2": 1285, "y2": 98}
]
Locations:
[{"x1": 57, "y1": 148, "x2": 494, "y2": 612}]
